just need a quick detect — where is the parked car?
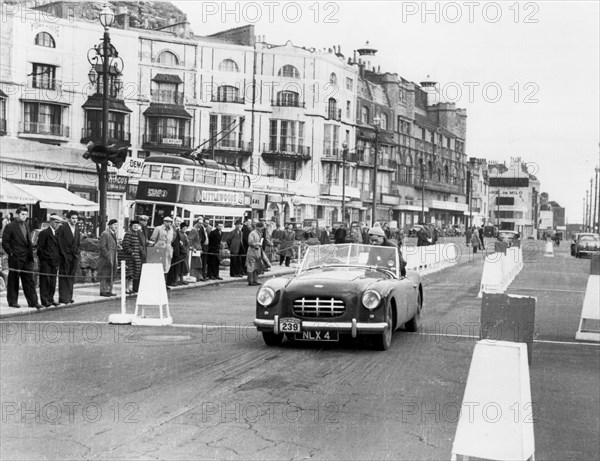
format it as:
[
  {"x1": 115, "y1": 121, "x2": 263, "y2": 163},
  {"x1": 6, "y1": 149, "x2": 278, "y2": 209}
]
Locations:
[
  {"x1": 254, "y1": 243, "x2": 423, "y2": 350},
  {"x1": 497, "y1": 230, "x2": 519, "y2": 247},
  {"x1": 572, "y1": 233, "x2": 600, "y2": 258}
]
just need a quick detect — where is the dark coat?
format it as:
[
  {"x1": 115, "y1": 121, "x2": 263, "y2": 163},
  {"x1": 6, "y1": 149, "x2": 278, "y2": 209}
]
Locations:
[
  {"x1": 334, "y1": 227, "x2": 347, "y2": 244},
  {"x1": 242, "y1": 225, "x2": 252, "y2": 250},
  {"x1": 208, "y1": 228, "x2": 223, "y2": 254},
  {"x1": 279, "y1": 230, "x2": 296, "y2": 258},
  {"x1": 56, "y1": 223, "x2": 81, "y2": 266},
  {"x1": 137, "y1": 226, "x2": 148, "y2": 264},
  {"x1": 226, "y1": 228, "x2": 244, "y2": 254},
  {"x1": 319, "y1": 229, "x2": 330, "y2": 245},
  {"x1": 2, "y1": 220, "x2": 34, "y2": 266},
  {"x1": 36, "y1": 227, "x2": 60, "y2": 267}
]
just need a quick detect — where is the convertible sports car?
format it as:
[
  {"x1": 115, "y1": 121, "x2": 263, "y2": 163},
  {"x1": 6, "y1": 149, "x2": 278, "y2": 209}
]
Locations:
[{"x1": 254, "y1": 244, "x2": 423, "y2": 350}]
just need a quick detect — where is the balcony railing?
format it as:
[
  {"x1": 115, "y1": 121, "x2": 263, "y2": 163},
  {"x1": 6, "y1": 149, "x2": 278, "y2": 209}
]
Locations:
[
  {"x1": 327, "y1": 108, "x2": 342, "y2": 121},
  {"x1": 142, "y1": 133, "x2": 193, "y2": 149},
  {"x1": 272, "y1": 99, "x2": 306, "y2": 108},
  {"x1": 0, "y1": 118, "x2": 6, "y2": 134},
  {"x1": 81, "y1": 127, "x2": 131, "y2": 145},
  {"x1": 201, "y1": 138, "x2": 252, "y2": 152},
  {"x1": 211, "y1": 95, "x2": 245, "y2": 104},
  {"x1": 265, "y1": 143, "x2": 310, "y2": 155},
  {"x1": 150, "y1": 89, "x2": 185, "y2": 105},
  {"x1": 19, "y1": 121, "x2": 69, "y2": 137}
]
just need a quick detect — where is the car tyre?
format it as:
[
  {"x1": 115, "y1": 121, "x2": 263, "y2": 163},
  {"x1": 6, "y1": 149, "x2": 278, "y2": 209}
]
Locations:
[
  {"x1": 406, "y1": 289, "x2": 422, "y2": 333},
  {"x1": 262, "y1": 332, "x2": 283, "y2": 346},
  {"x1": 373, "y1": 303, "x2": 393, "y2": 351}
]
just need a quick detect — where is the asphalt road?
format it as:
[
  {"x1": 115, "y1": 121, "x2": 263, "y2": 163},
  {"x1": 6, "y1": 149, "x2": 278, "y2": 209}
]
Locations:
[{"x1": 1, "y1": 241, "x2": 598, "y2": 460}]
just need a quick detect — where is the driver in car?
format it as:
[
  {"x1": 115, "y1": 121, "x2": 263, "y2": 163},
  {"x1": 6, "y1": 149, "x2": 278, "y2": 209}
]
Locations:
[{"x1": 368, "y1": 225, "x2": 407, "y2": 277}]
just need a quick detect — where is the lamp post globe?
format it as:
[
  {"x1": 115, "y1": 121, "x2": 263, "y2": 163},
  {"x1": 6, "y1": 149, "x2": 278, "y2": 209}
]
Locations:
[{"x1": 99, "y1": 4, "x2": 115, "y2": 30}]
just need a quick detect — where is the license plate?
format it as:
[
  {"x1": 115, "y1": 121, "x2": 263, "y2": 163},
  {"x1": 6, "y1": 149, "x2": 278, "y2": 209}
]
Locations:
[
  {"x1": 296, "y1": 330, "x2": 339, "y2": 342},
  {"x1": 279, "y1": 318, "x2": 301, "y2": 333}
]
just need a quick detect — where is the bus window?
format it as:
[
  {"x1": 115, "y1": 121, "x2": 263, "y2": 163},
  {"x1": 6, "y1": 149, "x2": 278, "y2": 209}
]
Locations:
[
  {"x1": 226, "y1": 173, "x2": 236, "y2": 188},
  {"x1": 149, "y1": 165, "x2": 162, "y2": 178},
  {"x1": 205, "y1": 170, "x2": 216, "y2": 185},
  {"x1": 161, "y1": 166, "x2": 181, "y2": 180},
  {"x1": 135, "y1": 203, "x2": 154, "y2": 223},
  {"x1": 243, "y1": 175, "x2": 251, "y2": 189},
  {"x1": 141, "y1": 165, "x2": 151, "y2": 178},
  {"x1": 183, "y1": 168, "x2": 194, "y2": 182},
  {"x1": 154, "y1": 204, "x2": 175, "y2": 225},
  {"x1": 194, "y1": 167, "x2": 204, "y2": 183},
  {"x1": 220, "y1": 173, "x2": 227, "y2": 186}
]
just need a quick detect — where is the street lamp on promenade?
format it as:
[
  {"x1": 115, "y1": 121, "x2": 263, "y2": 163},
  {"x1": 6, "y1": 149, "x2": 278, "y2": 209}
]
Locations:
[
  {"x1": 86, "y1": 3, "x2": 124, "y2": 234},
  {"x1": 594, "y1": 166, "x2": 599, "y2": 233},
  {"x1": 371, "y1": 116, "x2": 381, "y2": 226},
  {"x1": 341, "y1": 141, "x2": 348, "y2": 224}
]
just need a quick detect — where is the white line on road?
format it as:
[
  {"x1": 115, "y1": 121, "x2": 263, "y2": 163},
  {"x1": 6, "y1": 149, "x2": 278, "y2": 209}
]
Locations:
[{"x1": 4, "y1": 321, "x2": 597, "y2": 347}]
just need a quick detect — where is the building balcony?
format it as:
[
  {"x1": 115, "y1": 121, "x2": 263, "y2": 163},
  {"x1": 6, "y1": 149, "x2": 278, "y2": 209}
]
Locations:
[
  {"x1": 262, "y1": 143, "x2": 311, "y2": 161},
  {"x1": 150, "y1": 89, "x2": 185, "y2": 105},
  {"x1": 0, "y1": 118, "x2": 6, "y2": 135},
  {"x1": 417, "y1": 178, "x2": 464, "y2": 194},
  {"x1": 18, "y1": 121, "x2": 69, "y2": 139},
  {"x1": 201, "y1": 138, "x2": 252, "y2": 156},
  {"x1": 80, "y1": 127, "x2": 131, "y2": 145},
  {"x1": 211, "y1": 95, "x2": 245, "y2": 104},
  {"x1": 272, "y1": 99, "x2": 305, "y2": 108},
  {"x1": 142, "y1": 133, "x2": 193, "y2": 150},
  {"x1": 327, "y1": 108, "x2": 342, "y2": 121}
]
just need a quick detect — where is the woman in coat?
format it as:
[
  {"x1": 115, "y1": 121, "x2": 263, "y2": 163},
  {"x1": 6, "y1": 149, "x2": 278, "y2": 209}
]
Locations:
[
  {"x1": 246, "y1": 222, "x2": 264, "y2": 286},
  {"x1": 278, "y1": 223, "x2": 296, "y2": 267},
  {"x1": 122, "y1": 220, "x2": 142, "y2": 294},
  {"x1": 470, "y1": 226, "x2": 482, "y2": 253}
]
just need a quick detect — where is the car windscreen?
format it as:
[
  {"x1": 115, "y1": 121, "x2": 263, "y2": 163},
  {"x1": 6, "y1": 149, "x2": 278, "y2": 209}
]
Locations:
[
  {"x1": 299, "y1": 244, "x2": 398, "y2": 277},
  {"x1": 579, "y1": 235, "x2": 599, "y2": 242}
]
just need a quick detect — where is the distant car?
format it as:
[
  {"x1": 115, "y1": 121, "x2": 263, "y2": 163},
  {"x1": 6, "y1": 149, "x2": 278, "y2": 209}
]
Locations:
[
  {"x1": 254, "y1": 243, "x2": 423, "y2": 350},
  {"x1": 497, "y1": 230, "x2": 519, "y2": 247},
  {"x1": 572, "y1": 233, "x2": 600, "y2": 258}
]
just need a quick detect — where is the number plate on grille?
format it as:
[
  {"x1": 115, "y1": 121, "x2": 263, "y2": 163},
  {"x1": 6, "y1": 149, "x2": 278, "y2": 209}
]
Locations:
[
  {"x1": 295, "y1": 330, "x2": 339, "y2": 342},
  {"x1": 279, "y1": 318, "x2": 301, "y2": 333}
]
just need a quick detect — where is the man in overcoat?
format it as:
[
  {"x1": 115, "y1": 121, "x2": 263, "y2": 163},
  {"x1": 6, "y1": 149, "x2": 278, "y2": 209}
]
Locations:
[
  {"x1": 98, "y1": 219, "x2": 119, "y2": 296},
  {"x1": 226, "y1": 219, "x2": 244, "y2": 277},
  {"x1": 56, "y1": 210, "x2": 81, "y2": 304},
  {"x1": 207, "y1": 221, "x2": 223, "y2": 280},
  {"x1": 37, "y1": 214, "x2": 63, "y2": 306},
  {"x1": 1, "y1": 206, "x2": 42, "y2": 309}
]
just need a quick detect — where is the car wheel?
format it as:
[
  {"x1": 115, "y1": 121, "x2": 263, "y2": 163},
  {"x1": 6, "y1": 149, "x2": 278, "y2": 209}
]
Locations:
[
  {"x1": 262, "y1": 332, "x2": 283, "y2": 346},
  {"x1": 373, "y1": 303, "x2": 393, "y2": 351},
  {"x1": 406, "y1": 289, "x2": 422, "y2": 333}
]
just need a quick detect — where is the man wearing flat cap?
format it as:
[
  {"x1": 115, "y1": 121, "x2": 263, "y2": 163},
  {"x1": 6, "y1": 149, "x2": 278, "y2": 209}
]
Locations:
[
  {"x1": 37, "y1": 214, "x2": 63, "y2": 307},
  {"x1": 98, "y1": 218, "x2": 119, "y2": 296},
  {"x1": 226, "y1": 219, "x2": 245, "y2": 277},
  {"x1": 136, "y1": 215, "x2": 150, "y2": 265}
]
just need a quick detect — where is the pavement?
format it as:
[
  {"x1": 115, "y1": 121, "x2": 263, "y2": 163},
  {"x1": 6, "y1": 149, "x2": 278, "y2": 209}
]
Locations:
[{"x1": 0, "y1": 262, "x2": 297, "y2": 319}]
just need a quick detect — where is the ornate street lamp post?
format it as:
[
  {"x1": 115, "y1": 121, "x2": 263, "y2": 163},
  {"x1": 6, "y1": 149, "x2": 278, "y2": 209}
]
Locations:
[
  {"x1": 371, "y1": 116, "x2": 381, "y2": 226},
  {"x1": 86, "y1": 3, "x2": 124, "y2": 234},
  {"x1": 594, "y1": 166, "x2": 599, "y2": 232}
]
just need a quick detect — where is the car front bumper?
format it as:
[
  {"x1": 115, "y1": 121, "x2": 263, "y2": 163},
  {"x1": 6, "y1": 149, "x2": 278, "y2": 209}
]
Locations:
[{"x1": 254, "y1": 316, "x2": 388, "y2": 338}]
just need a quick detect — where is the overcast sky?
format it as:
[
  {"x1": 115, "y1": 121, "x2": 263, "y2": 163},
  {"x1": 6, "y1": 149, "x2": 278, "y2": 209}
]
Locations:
[{"x1": 174, "y1": 0, "x2": 600, "y2": 223}]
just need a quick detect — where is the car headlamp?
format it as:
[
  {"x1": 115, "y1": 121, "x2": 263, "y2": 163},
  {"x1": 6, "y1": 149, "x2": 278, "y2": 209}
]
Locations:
[
  {"x1": 257, "y1": 287, "x2": 275, "y2": 306},
  {"x1": 362, "y1": 290, "x2": 382, "y2": 310}
]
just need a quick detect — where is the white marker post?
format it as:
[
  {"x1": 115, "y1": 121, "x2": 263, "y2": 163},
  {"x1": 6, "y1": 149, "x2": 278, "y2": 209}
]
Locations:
[{"x1": 108, "y1": 260, "x2": 133, "y2": 325}]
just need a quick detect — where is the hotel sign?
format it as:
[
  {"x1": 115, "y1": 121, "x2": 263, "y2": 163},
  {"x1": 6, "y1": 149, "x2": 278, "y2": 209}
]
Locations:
[{"x1": 162, "y1": 138, "x2": 183, "y2": 146}]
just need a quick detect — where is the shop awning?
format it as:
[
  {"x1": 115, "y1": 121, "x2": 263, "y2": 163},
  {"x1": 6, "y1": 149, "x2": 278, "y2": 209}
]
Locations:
[
  {"x1": 143, "y1": 103, "x2": 192, "y2": 119},
  {"x1": 185, "y1": 204, "x2": 249, "y2": 217},
  {"x1": 152, "y1": 73, "x2": 183, "y2": 84},
  {"x1": 13, "y1": 184, "x2": 99, "y2": 211},
  {"x1": 0, "y1": 180, "x2": 37, "y2": 204}
]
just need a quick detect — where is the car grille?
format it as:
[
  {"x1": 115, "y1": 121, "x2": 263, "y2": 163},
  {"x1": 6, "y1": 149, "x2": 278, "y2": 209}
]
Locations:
[{"x1": 292, "y1": 297, "x2": 346, "y2": 318}]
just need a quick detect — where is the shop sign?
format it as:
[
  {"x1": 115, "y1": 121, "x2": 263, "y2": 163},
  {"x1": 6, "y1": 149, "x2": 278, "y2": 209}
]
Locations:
[
  {"x1": 162, "y1": 138, "x2": 183, "y2": 146},
  {"x1": 107, "y1": 174, "x2": 128, "y2": 193},
  {"x1": 252, "y1": 194, "x2": 266, "y2": 209},
  {"x1": 267, "y1": 193, "x2": 282, "y2": 203}
]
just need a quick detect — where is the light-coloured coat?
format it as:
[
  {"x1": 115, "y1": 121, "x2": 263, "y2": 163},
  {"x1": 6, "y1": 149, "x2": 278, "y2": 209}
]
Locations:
[
  {"x1": 150, "y1": 225, "x2": 174, "y2": 273},
  {"x1": 246, "y1": 229, "x2": 264, "y2": 273}
]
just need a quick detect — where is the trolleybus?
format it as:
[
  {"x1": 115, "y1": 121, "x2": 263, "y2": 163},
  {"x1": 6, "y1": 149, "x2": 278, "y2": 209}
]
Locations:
[{"x1": 134, "y1": 155, "x2": 252, "y2": 230}]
